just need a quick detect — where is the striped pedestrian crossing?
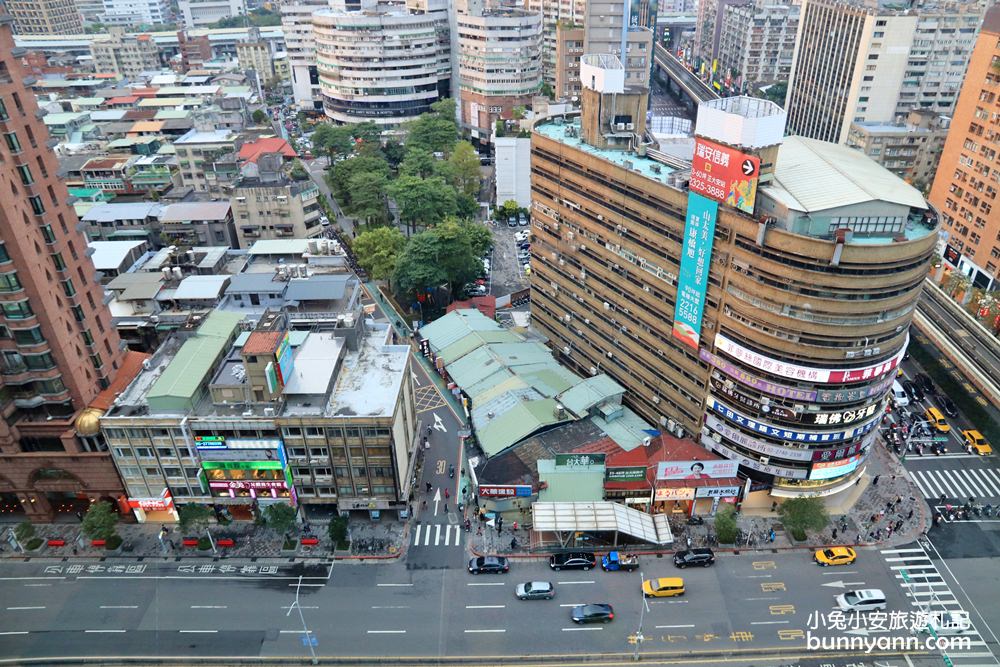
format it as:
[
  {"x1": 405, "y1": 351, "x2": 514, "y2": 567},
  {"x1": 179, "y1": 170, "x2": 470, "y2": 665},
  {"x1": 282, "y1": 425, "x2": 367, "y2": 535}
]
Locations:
[
  {"x1": 881, "y1": 547, "x2": 999, "y2": 666},
  {"x1": 907, "y1": 466, "x2": 1000, "y2": 500},
  {"x1": 412, "y1": 523, "x2": 463, "y2": 549}
]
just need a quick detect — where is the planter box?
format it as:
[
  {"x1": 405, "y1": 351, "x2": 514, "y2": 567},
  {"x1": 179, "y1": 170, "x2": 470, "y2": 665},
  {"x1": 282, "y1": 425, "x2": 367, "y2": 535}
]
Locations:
[{"x1": 217, "y1": 538, "x2": 235, "y2": 548}]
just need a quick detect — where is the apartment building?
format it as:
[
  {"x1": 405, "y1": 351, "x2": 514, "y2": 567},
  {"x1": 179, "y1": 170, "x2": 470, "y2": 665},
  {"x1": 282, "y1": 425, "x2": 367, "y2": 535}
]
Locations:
[
  {"x1": 101, "y1": 0, "x2": 172, "y2": 26},
  {"x1": 231, "y1": 153, "x2": 324, "y2": 248},
  {"x1": 785, "y1": 0, "x2": 988, "y2": 144},
  {"x1": 90, "y1": 28, "x2": 163, "y2": 80},
  {"x1": 0, "y1": 13, "x2": 129, "y2": 521},
  {"x1": 281, "y1": 0, "x2": 329, "y2": 111},
  {"x1": 716, "y1": 0, "x2": 799, "y2": 89},
  {"x1": 529, "y1": 62, "x2": 937, "y2": 499},
  {"x1": 313, "y1": 0, "x2": 451, "y2": 127},
  {"x1": 928, "y1": 3, "x2": 1000, "y2": 283},
  {"x1": 582, "y1": 0, "x2": 653, "y2": 90},
  {"x1": 236, "y1": 36, "x2": 275, "y2": 84},
  {"x1": 847, "y1": 109, "x2": 950, "y2": 191},
  {"x1": 5, "y1": 0, "x2": 83, "y2": 35},
  {"x1": 525, "y1": 0, "x2": 586, "y2": 87},
  {"x1": 100, "y1": 309, "x2": 416, "y2": 522},
  {"x1": 178, "y1": 0, "x2": 247, "y2": 28},
  {"x1": 173, "y1": 126, "x2": 242, "y2": 194}
]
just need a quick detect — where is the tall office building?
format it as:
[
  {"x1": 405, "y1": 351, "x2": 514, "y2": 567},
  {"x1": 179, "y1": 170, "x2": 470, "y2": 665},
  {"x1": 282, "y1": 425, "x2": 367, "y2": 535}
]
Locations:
[
  {"x1": 583, "y1": 0, "x2": 653, "y2": 89},
  {"x1": 530, "y1": 54, "x2": 937, "y2": 498},
  {"x1": 281, "y1": 0, "x2": 329, "y2": 111},
  {"x1": 4, "y1": 0, "x2": 83, "y2": 35},
  {"x1": 0, "y1": 13, "x2": 129, "y2": 520},
  {"x1": 785, "y1": 0, "x2": 987, "y2": 144},
  {"x1": 927, "y1": 3, "x2": 1000, "y2": 284},
  {"x1": 178, "y1": 0, "x2": 246, "y2": 28},
  {"x1": 456, "y1": 6, "x2": 542, "y2": 145},
  {"x1": 313, "y1": 0, "x2": 451, "y2": 127},
  {"x1": 101, "y1": 0, "x2": 172, "y2": 26}
]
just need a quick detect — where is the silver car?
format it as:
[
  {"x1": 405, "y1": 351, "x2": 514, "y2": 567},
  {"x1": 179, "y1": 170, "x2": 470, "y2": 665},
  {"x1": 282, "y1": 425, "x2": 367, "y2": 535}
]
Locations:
[{"x1": 515, "y1": 581, "x2": 554, "y2": 600}]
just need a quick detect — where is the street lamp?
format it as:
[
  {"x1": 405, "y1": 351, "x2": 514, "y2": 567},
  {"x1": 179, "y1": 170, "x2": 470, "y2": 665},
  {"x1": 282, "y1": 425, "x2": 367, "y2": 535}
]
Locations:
[
  {"x1": 633, "y1": 571, "x2": 646, "y2": 662},
  {"x1": 287, "y1": 575, "x2": 319, "y2": 665}
]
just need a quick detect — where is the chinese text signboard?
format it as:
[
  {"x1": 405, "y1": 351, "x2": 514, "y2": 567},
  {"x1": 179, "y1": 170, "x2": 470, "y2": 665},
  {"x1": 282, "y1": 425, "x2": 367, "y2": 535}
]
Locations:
[
  {"x1": 605, "y1": 467, "x2": 647, "y2": 482},
  {"x1": 672, "y1": 192, "x2": 719, "y2": 349},
  {"x1": 688, "y1": 137, "x2": 760, "y2": 214},
  {"x1": 554, "y1": 453, "x2": 606, "y2": 467}
]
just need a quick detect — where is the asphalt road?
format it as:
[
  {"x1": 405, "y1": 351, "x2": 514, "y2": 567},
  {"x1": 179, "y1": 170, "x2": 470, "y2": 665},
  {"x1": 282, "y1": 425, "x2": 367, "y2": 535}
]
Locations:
[
  {"x1": 487, "y1": 218, "x2": 530, "y2": 297},
  {"x1": 2, "y1": 546, "x2": 994, "y2": 663}
]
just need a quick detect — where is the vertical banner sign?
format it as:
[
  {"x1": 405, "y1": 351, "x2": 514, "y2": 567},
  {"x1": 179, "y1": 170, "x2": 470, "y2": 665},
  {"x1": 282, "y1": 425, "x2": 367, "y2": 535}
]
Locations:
[
  {"x1": 688, "y1": 137, "x2": 761, "y2": 214},
  {"x1": 672, "y1": 192, "x2": 719, "y2": 350}
]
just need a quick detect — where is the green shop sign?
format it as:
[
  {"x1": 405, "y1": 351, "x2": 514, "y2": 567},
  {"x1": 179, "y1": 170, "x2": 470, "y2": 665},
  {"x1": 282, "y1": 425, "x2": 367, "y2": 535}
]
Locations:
[
  {"x1": 605, "y1": 467, "x2": 647, "y2": 482},
  {"x1": 555, "y1": 453, "x2": 606, "y2": 467},
  {"x1": 201, "y1": 460, "x2": 283, "y2": 471}
]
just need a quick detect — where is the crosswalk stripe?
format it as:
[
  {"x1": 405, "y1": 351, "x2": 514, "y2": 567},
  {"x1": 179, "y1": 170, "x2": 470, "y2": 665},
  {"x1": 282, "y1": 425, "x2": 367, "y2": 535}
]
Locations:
[
  {"x1": 412, "y1": 523, "x2": 462, "y2": 548},
  {"x1": 941, "y1": 470, "x2": 971, "y2": 498},
  {"x1": 925, "y1": 470, "x2": 948, "y2": 496},
  {"x1": 971, "y1": 468, "x2": 1000, "y2": 496},
  {"x1": 909, "y1": 472, "x2": 932, "y2": 497},
  {"x1": 880, "y1": 548, "x2": 925, "y2": 555},
  {"x1": 983, "y1": 468, "x2": 1000, "y2": 495},
  {"x1": 918, "y1": 470, "x2": 943, "y2": 497}
]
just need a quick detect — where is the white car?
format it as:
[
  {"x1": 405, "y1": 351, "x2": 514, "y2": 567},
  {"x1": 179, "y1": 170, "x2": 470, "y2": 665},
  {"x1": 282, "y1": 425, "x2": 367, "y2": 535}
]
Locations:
[
  {"x1": 924, "y1": 612, "x2": 972, "y2": 636},
  {"x1": 514, "y1": 231, "x2": 529, "y2": 242},
  {"x1": 835, "y1": 589, "x2": 886, "y2": 612}
]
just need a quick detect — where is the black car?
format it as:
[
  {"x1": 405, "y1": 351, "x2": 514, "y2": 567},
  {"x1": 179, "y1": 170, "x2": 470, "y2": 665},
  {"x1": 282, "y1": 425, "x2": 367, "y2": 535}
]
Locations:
[
  {"x1": 469, "y1": 556, "x2": 510, "y2": 574},
  {"x1": 549, "y1": 552, "x2": 597, "y2": 571},
  {"x1": 673, "y1": 548, "x2": 716, "y2": 568},
  {"x1": 571, "y1": 603, "x2": 614, "y2": 624},
  {"x1": 914, "y1": 373, "x2": 935, "y2": 395},
  {"x1": 934, "y1": 394, "x2": 959, "y2": 418},
  {"x1": 902, "y1": 379, "x2": 924, "y2": 403}
]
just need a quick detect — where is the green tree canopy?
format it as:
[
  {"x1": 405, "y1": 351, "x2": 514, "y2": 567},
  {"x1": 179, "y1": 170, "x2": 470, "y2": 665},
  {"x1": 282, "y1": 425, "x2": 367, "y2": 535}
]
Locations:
[
  {"x1": 393, "y1": 219, "x2": 481, "y2": 297},
  {"x1": 382, "y1": 140, "x2": 406, "y2": 171},
  {"x1": 178, "y1": 504, "x2": 214, "y2": 534},
  {"x1": 778, "y1": 497, "x2": 829, "y2": 535},
  {"x1": 497, "y1": 199, "x2": 520, "y2": 220},
  {"x1": 329, "y1": 154, "x2": 391, "y2": 210},
  {"x1": 389, "y1": 175, "x2": 457, "y2": 230},
  {"x1": 346, "y1": 170, "x2": 388, "y2": 223},
  {"x1": 714, "y1": 505, "x2": 738, "y2": 544},
  {"x1": 289, "y1": 160, "x2": 308, "y2": 181},
  {"x1": 81, "y1": 501, "x2": 119, "y2": 541},
  {"x1": 405, "y1": 100, "x2": 459, "y2": 155},
  {"x1": 400, "y1": 148, "x2": 437, "y2": 179},
  {"x1": 352, "y1": 226, "x2": 407, "y2": 282},
  {"x1": 313, "y1": 124, "x2": 355, "y2": 160},
  {"x1": 262, "y1": 503, "x2": 298, "y2": 535},
  {"x1": 446, "y1": 141, "x2": 482, "y2": 198},
  {"x1": 446, "y1": 217, "x2": 492, "y2": 258},
  {"x1": 351, "y1": 121, "x2": 382, "y2": 146},
  {"x1": 251, "y1": 109, "x2": 268, "y2": 124}
]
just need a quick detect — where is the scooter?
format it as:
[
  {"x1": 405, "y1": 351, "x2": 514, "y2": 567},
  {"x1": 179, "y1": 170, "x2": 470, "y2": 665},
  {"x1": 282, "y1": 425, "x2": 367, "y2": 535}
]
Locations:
[
  {"x1": 686, "y1": 515, "x2": 704, "y2": 526},
  {"x1": 449, "y1": 464, "x2": 455, "y2": 479}
]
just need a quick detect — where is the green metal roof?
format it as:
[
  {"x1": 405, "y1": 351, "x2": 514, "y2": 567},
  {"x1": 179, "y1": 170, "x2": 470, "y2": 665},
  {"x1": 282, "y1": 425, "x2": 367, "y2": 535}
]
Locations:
[
  {"x1": 536, "y1": 459, "x2": 606, "y2": 502},
  {"x1": 146, "y1": 311, "x2": 243, "y2": 411},
  {"x1": 560, "y1": 375, "x2": 626, "y2": 417}
]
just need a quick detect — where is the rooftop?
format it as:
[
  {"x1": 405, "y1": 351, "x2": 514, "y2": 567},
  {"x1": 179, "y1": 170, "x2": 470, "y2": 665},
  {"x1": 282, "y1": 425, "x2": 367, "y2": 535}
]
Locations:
[
  {"x1": 89, "y1": 240, "x2": 146, "y2": 270},
  {"x1": 533, "y1": 117, "x2": 679, "y2": 186},
  {"x1": 237, "y1": 137, "x2": 296, "y2": 163},
  {"x1": 174, "y1": 128, "x2": 238, "y2": 144},
  {"x1": 173, "y1": 275, "x2": 230, "y2": 300},
  {"x1": 762, "y1": 136, "x2": 928, "y2": 213},
  {"x1": 159, "y1": 201, "x2": 231, "y2": 222},
  {"x1": 282, "y1": 333, "x2": 343, "y2": 396},
  {"x1": 82, "y1": 202, "x2": 160, "y2": 222}
]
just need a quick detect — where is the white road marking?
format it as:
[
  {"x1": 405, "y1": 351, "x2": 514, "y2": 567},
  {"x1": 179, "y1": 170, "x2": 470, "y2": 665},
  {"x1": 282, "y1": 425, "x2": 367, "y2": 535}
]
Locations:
[
  {"x1": 467, "y1": 582, "x2": 505, "y2": 586},
  {"x1": 191, "y1": 605, "x2": 227, "y2": 609},
  {"x1": 367, "y1": 630, "x2": 406, "y2": 634},
  {"x1": 433, "y1": 413, "x2": 447, "y2": 432},
  {"x1": 282, "y1": 605, "x2": 319, "y2": 610},
  {"x1": 23, "y1": 584, "x2": 51, "y2": 587},
  {"x1": 655, "y1": 624, "x2": 695, "y2": 628},
  {"x1": 288, "y1": 583, "x2": 325, "y2": 587},
  {"x1": 744, "y1": 575, "x2": 772, "y2": 579},
  {"x1": 0, "y1": 631, "x2": 29, "y2": 635},
  {"x1": 562, "y1": 627, "x2": 603, "y2": 631},
  {"x1": 179, "y1": 630, "x2": 218, "y2": 633},
  {"x1": 556, "y1": 580, "x2": 595, "y2": 585},
  {"x1": 464, "y1": 629, "x2": 506, "y2": 633},
  {"x1": 751, "y1": 621, "x2": 790, "y2": 625},
  {"x1": 100, "y1": 605, "x2": 139, "y2": 609},
  {"x1": 6, "y1": 606, "x2": 45, "y2": 610},
  {"x1": 821, "y1": 570, "x2": 859, "y2": 575},
  {"x1": 744, "y1": 597, "x2": 780, "y2": 601},
  {"x1": 279, "y1": 630, "x2": 313, "y2": 634},
  {"x1": 466, "y1": 605, "x2": 505, "y2": 609},
  {"x1": 85, "y1": 629, "x2": 126, "y2": 633},
  {"x1": 0, "y1": 577, "x2": 65, "y2": 581},
  {"x1": 376, "y1": 583, "x2": 413, "y2": 587},
  {"x1": 370, "y1": 606, "x2": 410, "y2": 610}
]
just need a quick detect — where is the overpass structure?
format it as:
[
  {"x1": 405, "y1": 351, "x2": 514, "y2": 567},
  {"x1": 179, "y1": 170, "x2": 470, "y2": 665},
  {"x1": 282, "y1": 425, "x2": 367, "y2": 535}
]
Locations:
[{"x1": 652, "y1": 42, "x2": 718, "y2": 111}]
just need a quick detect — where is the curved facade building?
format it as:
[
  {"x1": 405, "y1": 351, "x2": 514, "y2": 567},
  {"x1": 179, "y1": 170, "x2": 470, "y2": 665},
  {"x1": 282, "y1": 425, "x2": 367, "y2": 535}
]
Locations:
[
  {"x1": 313, "y1": 4, "x2": 450, "y2": 127},
  {"x1": 529, "y1": 92, "x2": 937, "y2": 498}
]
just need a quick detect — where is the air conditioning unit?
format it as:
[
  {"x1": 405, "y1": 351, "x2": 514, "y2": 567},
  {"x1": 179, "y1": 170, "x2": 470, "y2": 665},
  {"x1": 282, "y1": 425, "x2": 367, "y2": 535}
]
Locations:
[
  {"x1": 659, "y1": 416, "x2": 668, "y2": 426},
  {"x1": 606, "y1": 351, "x2": 613, "y2": 359},
  {"x1": 667, "y1": 419, "x2": 676, "y2": 431},
  {"x1": 642, "y1": 436, "x2": 652, "y2": 447},
  {"x1": 559, "y1": 259, "x2": 565, "y2": 266},
  {"x1": 643, "y1": 285, "x2": 650, "y2": 292},
  {"x1": 626, "y1": 123, "x2": 634, "y2": 130},
  {"x1": 712, "y1": 432, "x2": 722, "y2": 443},
  {"x1": 652, "y1": 395, "x2": 660, "y2": 404},
  {"x1": 590, "y1": 366, "x2": 598, "y2": 376},
  {"x1": 564, "y1": 313, "x2": 572, "y2": 322},
  {"x1": 616, "y1": 123, "x2": 626, "y2": 130},
  {"x1": 584, "y1": 318, "x2": 590, "y2": 324},
  {"x1": 603, "y1": 302, "x2": 610, "y2": 310},
  {"x1": 562, "y1": 346, "x2": 571, "y2": 355}
]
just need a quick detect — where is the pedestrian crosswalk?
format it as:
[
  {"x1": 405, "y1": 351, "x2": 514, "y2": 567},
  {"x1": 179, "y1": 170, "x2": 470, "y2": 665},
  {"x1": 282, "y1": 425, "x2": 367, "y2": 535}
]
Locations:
[
  {"x1": 881, "y1": 547, "x2": 999, "y2": 666},
  {"x1": 412, "y1": 523, "x2": 463, "y2": 548},
  {"x1": 907, "y1": 466, "x2": 1000, "y2": 501}
]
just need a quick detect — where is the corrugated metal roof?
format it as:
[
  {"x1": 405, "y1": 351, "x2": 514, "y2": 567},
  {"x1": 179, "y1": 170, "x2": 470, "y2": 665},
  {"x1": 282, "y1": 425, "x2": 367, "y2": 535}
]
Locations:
[
  {"x1": 82, "y1": 202, "x2": 160, "y2": 222},
  {"x1": 536, "y1": 461, "x2": 605, "y2": 503},
  {"x1": 560, "y1": 375, "x2": 626, "y2": 417},
  {"x1": 285, "y1": 274, "x2": 350, "y2": 301},
  {"x1": 226, "y1": 272, "x2": 286, "y2": 294},
  {"x1": 146, "y1": 311, "x2": 242, "y2": 406},
  {"x1": 173, "y1": 275, "x2": 230, "y2": 300},
  {"x1": 159, "y1": 201, "x2": 231, "y2": 222},
  {"x1": 763, "y1": 136, "x2": 926, "y2": 213}
]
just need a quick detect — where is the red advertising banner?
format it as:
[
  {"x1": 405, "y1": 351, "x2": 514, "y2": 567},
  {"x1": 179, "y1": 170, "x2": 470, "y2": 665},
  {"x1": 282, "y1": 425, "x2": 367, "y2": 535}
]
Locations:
[{"x1": 689, "y1": 138, "x2": 760, "y2": 214}]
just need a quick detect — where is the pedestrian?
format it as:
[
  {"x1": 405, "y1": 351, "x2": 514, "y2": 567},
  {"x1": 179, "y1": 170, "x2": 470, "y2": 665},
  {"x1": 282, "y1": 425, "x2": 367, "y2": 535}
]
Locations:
[
  {"x1": 426, "y1": 482, "x2": 432, "y2": 493},
  {"x1": 75, "y1": 511, "x2": 84, "y2": 522},
  {"x1": 686, "y1": 535, "x2": 692, "y2": 549},
  {"x1": 871, "y1": 514, "x2": 877, "y2": 524},
  {"x1": 873, "y1": 474, "x2": 881, "y2": 486},
  {"x1": 895, "y1": 520, "x2": 903, "y2": 531},
  {"x1": 444, "y1": 503, "x2": 448, "y2": 512},
  {"x1": 855, "y1": 478, "x2": 862, "y2": 486},
  {"x1": 895, "y1": 495, "x2": 902, "y2": 506},
  {"x1": 512, "y1": 521, "x2": 518, "y2": 531},
  {"x1": 907, "y1": 509, "x2": 914, "y2": 521},
  {"x1": 832, "y1": 528, "x2": 838, "y2": 540},
  {"x1": 886, "y1": 500, "x2": 893, "y2": 512},
  {"x1": 768, "y1": 529, "x2": 775, "y2": 543},
  {"x1": 856, "y1": 533, "x2": 862, "y2": 544}
]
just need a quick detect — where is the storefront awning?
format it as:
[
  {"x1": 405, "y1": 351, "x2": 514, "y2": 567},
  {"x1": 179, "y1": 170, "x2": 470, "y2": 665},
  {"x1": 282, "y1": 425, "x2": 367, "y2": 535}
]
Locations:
[{"x1": 531, "y1": 501, "x2": 673, "y2": 546}]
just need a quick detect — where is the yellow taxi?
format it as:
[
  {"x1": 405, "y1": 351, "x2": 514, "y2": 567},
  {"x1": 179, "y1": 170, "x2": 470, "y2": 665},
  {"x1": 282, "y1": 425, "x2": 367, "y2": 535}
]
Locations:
[
  {"x1": 814, "y1": 546, "x2": 857, "y2": 567},
  {"x1": 962, "y1": 430, "x2": 993, "y2": 456},
  {"x1": 641, "y1": 577, "x2": 685, "y2": 598},
  {"x1": 924, "y1": 407, "x2": 951, "y2": 433}
]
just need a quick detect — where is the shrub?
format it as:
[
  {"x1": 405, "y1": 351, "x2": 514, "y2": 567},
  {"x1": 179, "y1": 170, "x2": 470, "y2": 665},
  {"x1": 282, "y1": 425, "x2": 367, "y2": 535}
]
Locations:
[
  {"x1": 14, "y1": 520, "x2": 34, "y2": 543},
  {"x1": 778, "y1": 497, "x2": 829, "y2": 536},
  {"x1": 262, "y1": 503, "x2": 297, "y2": 535},
  {"x1": 26, "y1": 537, "x2": 43, "y2": 551},
  {"x1": 328, "y1": 516, "x2": 349, "y2": 550},
  {"x1": 791, "y1": 527, "x2": 808, "y2": 541},
  {"x1": 105, "y1": 534, "x2": 123, "y2": 550},
  {"x1": 282, "y1": 537, "x2": 297, "y2": 551},
  {"x1": 81, "y1": 501, "x2": 118, "y2": 541},
  {"x1": 197, "y1": 536, "x2": 212, "y2": 550},
  {"x1": 714, "y1": 505, "x2": 738, "y2": 544}
]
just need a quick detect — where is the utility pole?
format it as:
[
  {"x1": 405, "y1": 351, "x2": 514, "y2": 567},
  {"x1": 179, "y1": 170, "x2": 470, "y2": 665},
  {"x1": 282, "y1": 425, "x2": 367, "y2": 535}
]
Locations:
[{"x1": 633, "y1": 571, "x2": 646, "y2": 661}]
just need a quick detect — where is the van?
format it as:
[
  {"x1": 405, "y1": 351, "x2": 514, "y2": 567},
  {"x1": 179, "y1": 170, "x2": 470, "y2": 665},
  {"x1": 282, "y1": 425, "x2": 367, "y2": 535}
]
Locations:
[
  {"x1": 891, "y1": 381, "x2": 909, "y2": 407},
  {"x1": 835, "y1": 589, "x2": 886, "y2": 612},
  {"x1": 924, "y1": 406, "x2": 950, "y2": 433}
]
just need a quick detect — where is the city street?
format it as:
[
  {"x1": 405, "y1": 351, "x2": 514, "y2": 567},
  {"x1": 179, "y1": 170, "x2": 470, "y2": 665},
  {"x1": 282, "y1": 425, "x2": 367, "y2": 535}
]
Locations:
[{"x1": 0, "y1": 544, "x2": 996, "y2": 664}]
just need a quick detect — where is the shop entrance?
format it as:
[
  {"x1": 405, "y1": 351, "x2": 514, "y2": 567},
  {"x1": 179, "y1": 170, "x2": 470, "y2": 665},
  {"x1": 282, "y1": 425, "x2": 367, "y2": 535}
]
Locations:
[{"x1": 0, "y1": 492, "x2": 25, "y2": 519}]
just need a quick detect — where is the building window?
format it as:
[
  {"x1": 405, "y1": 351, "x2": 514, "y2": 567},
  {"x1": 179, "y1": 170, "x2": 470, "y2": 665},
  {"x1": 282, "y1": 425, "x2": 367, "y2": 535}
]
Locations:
[
  {"x1": 2, "y1": 300, "x2": 33, "y2": 319},
  {"x1": 3, "y1": 132, "x2": 21, "y2": 153},
  {"x1": 0, "y1": 271, "x2": 21, "y2": 292},
  {"x1": 28, "y1": 196, "x2": 44, "y2": 215},
  {"x1": 16, "y1": 164, "x2": 32, "y2": 185},
  {"x1": 13, "y1": 327, "x2": 44, "y2": 345}
]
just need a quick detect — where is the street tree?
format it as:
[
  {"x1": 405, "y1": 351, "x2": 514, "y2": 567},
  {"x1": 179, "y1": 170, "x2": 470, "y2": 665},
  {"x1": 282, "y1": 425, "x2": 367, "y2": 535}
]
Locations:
[
  {"x1": 393, "y1": 221, "x2": 481, "y2": 298},
  {"x1": 400, "y1": 148, "x2": 437, "y2": 179},
  {"x1": 382, "y1": 140, "x2": 406, "y2": 171},
  {"x1": 352, "y1": 226, "x2": 407, "y2": 284},
  {"x1": 346, "y1": 170, "x2": 389, "y2": 223},
  {"x1": 945, "y1": 271, "x2": 971, "y2": 299},
  {"x1": 81, "y1": 501, "x2": 119, "y2": 541},
  {"x1": 251, "y1": 109, "x2": 268, "y2": 125},
  {"x1": 389, "y1": 175, "x2": 457, "y2": 232},
  {"x1": 778, "y1": 497, "x2": 829, "y2": 538},
  {"x1": 455, "y1": 192, "x2": 479, "y2": 220},
  {"x1": 406, "y1": 102, "x2": 459, "y2": 155},
  {"x1": 313, "y1": 124, "x2": 354, "y2": 161},
  {"x1": 351, "y1": 121, "x2": 382, "y2": 147},
  {"x1": 177, "y1": 503, "x2": 214, "y2": 535},
  {"x1": 262, "y1": 503, "x2": 298, "y2": 535},
  {"x1": 497, "y1": 199, "x2": 520, "y2": 221},
  {"x1": 329, "y1": 154, "x2": 390, "y2": 210},
  {"x1": 447, "y1": 141, "x2": 482, "y2": 198},
  {"x1": 714, "y1": 505, "x2": 738, "y2": 544},
  {"x1": 452, "y1": 217, "x2": 493, "y2": 258},
  {"x1": 13, "y1": 520, "x2": 34, "y2": 544}
]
